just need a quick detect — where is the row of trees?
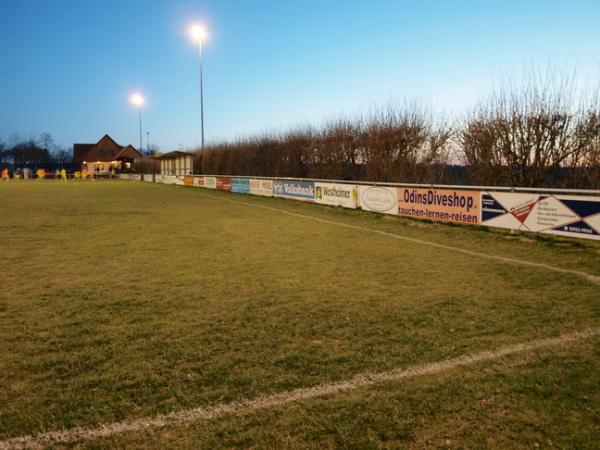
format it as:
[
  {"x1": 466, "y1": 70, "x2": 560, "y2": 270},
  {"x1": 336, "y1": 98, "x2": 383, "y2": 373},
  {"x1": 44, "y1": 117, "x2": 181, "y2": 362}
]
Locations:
[
  {"x1": 0, "y1": 133, "x2": 73, "y2": 169},
  {"x1": 194, "y1": 107, "x2": 455, "y2": 184},
  {"x1": 190, "y1": 75, "x2": 600, "y2": 189}
]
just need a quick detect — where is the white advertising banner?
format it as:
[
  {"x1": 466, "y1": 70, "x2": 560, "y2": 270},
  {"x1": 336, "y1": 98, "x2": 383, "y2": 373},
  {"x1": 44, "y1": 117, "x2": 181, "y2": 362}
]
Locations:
[
  {"x1": 358, "y1": 185, "x2": 398, "y2": 214},
  {"x1": 160, "y1": 175, "x2": 177, "y2": 185},
  {"x1": 204, "y1": 176, "x2": 217, "y2": 189},
  {"x1": 249, "y1": 178, "x2": 273, "y2": 196},
  {"x1": 481, "y1": 192, "x2": 600, "y2": 240},
  {"x1": 315, "y1": 182, "x2": 358, "y2": 209},
  {"x1": 193, "y1": 176, "x2": 204, "y2": 187}
]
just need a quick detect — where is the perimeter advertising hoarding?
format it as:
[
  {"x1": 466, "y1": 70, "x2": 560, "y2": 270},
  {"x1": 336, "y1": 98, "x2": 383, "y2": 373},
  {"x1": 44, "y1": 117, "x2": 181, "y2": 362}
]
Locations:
[
  {"x1": 162, "y1": 175, "x2": 178, "y2": 185},
  {"x1": 315, "y1": 182, "x2": 358, "y2": 209},
  {"x1": 203, "y1": 176, "x2": 217, "y2": 189},
  {"x1": 481, "y1": 192, "x2": 600, "y2": 240},
  {"x1": 231, "y1": 178, "x2": 250, "y2": 194},
  {"x1": 193, "y1": 176, "x2": 205, "y2": 187},
  {"x1": 184, "y1": 176, "x2": 194, "y2": 186},
  {"x1": 397, "y1": 188, "x2": 480, "y2": 224},
  {"x1": 272, "y1": 179, "x2": 315, "y2": 200},
  {"x1": 121, "y1": 174, "x2": 141, "y2": 181},
  {"x1": 249, "y1": 179, "x2": 273, "y2": 197},
  {"x1": 216, "y1": 177, "x2": 232, "y2": 191},
  {"x1": 358, "y1": 185, "x2": 398, "y2": 214}
]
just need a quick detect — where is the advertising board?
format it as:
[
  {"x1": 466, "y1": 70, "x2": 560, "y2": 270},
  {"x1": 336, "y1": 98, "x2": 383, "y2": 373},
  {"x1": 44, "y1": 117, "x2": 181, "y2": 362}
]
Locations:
[
  {"x1": 204, "y1": 176, "x2": 217, "y2": 189},
  {"x1": 481, "y1": 192, "x2": 600, "y2": 240},
  {"x1": 273, "y1": 179, "x2": 315, "y2": 200},
  {"x1": 231, "y1": 178, "x2": 250, "y2": 194},
  {"x1": 183, "y1": 175, "x2": 194, "y2": 186},
  {"x1": 315, "y1": 182, "x2": 358, "y2": 208},
  {"x1": 193, "y1": 176, "x2": 204, "y2": 187},
  {"x1": 397, "y1": 188, "x2": 480, "y2": 224},
  {"x1": 216, "y1": 177, "x2": 232, "y2": 191},
  {"x1": 249, "y1": 178, "x2": 273, "y2": 197},
  {"x1": 358, "y1": 185, "x2": 398, "y2": 214},
  {"x1": 161, "y1": 175, "x2": 178, "y2": 185}
]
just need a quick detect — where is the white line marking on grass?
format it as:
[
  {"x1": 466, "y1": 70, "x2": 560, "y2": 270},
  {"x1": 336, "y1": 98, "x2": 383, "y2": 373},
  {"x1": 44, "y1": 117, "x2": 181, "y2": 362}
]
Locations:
[
  {"x1": 209, "y1": 194, "x2": 600, "y2": 285},
  {"x1": 2, "y1": 328, "x2": 599, "y2": 449}
]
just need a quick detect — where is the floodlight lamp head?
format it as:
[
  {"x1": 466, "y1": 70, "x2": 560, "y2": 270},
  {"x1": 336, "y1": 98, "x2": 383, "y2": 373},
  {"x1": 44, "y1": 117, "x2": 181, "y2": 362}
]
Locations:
[
  {"x1": 189, "y1": 24, "x2": 208, "y2": 43},
  {"x1": 130, "y1": 92, "x2": 145, "y2": 108}
]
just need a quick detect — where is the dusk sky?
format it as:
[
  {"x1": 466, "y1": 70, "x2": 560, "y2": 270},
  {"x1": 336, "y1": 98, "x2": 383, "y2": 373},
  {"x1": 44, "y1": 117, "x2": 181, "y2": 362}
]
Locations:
[{"x1": 1, "y1": 0, "x2": 599, "y2": 151}]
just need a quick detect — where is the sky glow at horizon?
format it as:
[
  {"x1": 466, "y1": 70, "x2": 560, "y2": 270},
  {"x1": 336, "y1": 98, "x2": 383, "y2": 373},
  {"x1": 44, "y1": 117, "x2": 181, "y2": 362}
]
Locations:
[{"x1": 0, "y1": 0, "x2": 598, "y2": 151}]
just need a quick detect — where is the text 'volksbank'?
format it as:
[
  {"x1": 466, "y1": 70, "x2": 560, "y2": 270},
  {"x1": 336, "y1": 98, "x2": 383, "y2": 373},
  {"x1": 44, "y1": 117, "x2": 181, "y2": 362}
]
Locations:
[{"x1": 273, "y1": 181, "x2": 315, "y2": 197}]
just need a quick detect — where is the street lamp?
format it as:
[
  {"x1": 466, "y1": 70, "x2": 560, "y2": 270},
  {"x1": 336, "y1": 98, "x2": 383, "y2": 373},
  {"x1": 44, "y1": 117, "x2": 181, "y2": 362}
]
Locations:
[
  {"x1": 188, "y1": 23, "x2": 208, "y2": 149},
  {"x1": 129, "y1": 92, "x2": 145, "y2": 153}
]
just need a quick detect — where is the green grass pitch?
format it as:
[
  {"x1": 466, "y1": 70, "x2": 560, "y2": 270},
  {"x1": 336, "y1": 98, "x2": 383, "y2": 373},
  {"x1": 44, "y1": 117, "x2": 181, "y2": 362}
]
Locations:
[{"x1": 1, "y1": 180, "x2": 599, "y2": 448}]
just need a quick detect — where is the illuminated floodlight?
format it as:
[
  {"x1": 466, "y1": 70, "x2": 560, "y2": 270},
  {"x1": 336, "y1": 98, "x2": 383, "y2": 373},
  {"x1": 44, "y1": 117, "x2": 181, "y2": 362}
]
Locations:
[
  {"x1": 189, "y1": 23, "x2": 208, "y2": 43},
  {"x1": 129, "y1": 92, "x2": 145, "y2": 108}
]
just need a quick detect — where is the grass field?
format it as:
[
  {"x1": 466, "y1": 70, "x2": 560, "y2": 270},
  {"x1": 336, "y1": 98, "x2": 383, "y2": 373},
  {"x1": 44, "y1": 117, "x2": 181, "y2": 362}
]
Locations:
[{"x1": 1, "y1": 180, "x2": 599, "y2": 449}]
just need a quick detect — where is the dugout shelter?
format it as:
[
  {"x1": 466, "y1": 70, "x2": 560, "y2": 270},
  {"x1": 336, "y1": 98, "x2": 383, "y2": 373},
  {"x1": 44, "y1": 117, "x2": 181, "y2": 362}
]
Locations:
[{"x1": 157, "y1": 151, "x2": 194, "y2": 176}]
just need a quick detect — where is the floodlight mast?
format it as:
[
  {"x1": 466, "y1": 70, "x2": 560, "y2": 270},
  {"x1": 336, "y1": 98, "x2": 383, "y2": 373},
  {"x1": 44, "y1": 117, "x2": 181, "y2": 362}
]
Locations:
[
  {"x1": 129, "y1": 92, "x2": 145, "y2": 153},
  {"x1": 188, "y1": 24, "x2": 208, "y2": 150}
]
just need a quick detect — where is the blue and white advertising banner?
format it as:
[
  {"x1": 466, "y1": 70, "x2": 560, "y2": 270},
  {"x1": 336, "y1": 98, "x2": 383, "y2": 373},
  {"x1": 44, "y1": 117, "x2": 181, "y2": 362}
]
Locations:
[
  {"x1": 231, "y1": 178, "x2": 250, "y2": 194},
  {"x1": 358, "y1": 185, "x2": 398, "y2": 214},
  {"x1": 481, "y1": 192, "x2": 600, "y2": 241},
  {"x1": 315, "y1": 182, "x2": 358, "y2": 209},
  {"x1": 249, "y1": 178, "x2": 273, "y2": 197},
  {"x1": 273, "y1": 180, "x2": 315, "y2": 200}
]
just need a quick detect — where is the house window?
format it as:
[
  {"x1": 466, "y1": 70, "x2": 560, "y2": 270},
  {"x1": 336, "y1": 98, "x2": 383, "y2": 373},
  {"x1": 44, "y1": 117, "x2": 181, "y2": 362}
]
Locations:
[{"x1": 109, "y1": 150, "x2": 115, "y2": 157}]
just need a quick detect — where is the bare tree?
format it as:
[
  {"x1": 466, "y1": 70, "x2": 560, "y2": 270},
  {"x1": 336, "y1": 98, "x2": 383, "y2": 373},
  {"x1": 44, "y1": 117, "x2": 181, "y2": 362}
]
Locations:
[
  {"x1": 363, "y1": 103, "x2": 450, "y2": 183},
  {"x1": 570, "y1": 100, "x2": 600, "y2": 189},
  {"x1": 38, "y1": 132, "x2": 55, "y2": 152},
  {"x1": 133, "y1": 156, "x2": 160, "y2": 173},
  {"x1": 461, "y1": 69, "x2": 585, "y2": 187}
]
